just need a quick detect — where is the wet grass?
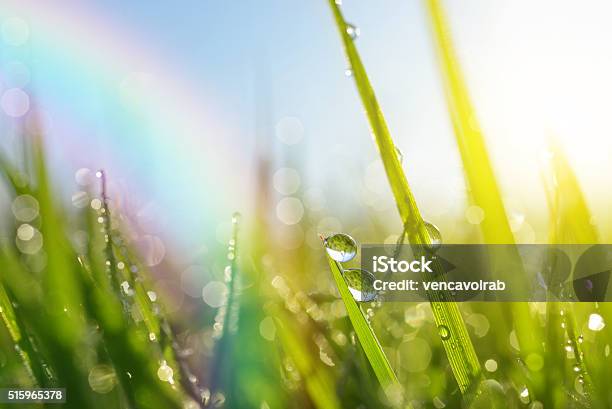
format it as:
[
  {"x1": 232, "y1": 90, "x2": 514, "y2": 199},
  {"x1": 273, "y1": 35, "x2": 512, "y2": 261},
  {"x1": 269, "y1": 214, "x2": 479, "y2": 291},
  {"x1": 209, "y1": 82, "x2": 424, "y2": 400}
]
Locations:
[
  {"x1": 326, "y1": 0, "x2": 482, "y2": 401},
  {"x1": 1, "y1": 2, "x2": 611, "y2": 409}
]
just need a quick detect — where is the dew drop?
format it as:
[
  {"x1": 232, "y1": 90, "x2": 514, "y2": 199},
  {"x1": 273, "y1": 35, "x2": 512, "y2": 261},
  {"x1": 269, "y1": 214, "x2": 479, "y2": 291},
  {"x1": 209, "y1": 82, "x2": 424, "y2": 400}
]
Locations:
[
  {"x1": 147, "y1": 291, "x2": 157, "y2": 302},
  {"x1": 573, "y1": 364, "x2": 581, "y2": 372},
  {"x1": 438, "y1": 325, "x2": 451, "y2": 340},
  {"x1": 519, "y1": 386, "x2": 530, "y2": 401},
  {"x1": 395, "y1": 146, "x2": 403, "y2": 164},
  {"x1": 157, "y1": 361, "x2": 174, "y2": 383},
  {"x1": 343, "y1": 268, "x2": 376, "y2": 302},
  {"x1": 577, "y1": 335, "x2": 584, "y2": 344},
  {"x1": 324, "y1": 233, "x2": 357, "y2": 262},
  {"x1": 344, "y1": 68, "x2": 353, "y2": 77},
  {"x1": 232, "y1": 212, "x2": 241, "y2": 225},
  {"x1": 424, "y1": 222, "x2": 442, "y2": 250},
  {"x1": 345, "y1": 23, "x2": 360, "y2": 40}
]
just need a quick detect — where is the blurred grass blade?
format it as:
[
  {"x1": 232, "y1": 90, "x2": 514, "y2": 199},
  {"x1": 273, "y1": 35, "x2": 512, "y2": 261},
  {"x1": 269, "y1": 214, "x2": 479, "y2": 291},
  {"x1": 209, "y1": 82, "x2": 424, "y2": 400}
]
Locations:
[
  {"x1": 424, "y1": 0, "x2": 546, "y2": 397},
  {"x1": 0, "y1": 282, "x2": 44, "y2": 384},
  {"x1": 327, "y1": 0, "x2": 481, "y2": 395},
  {"x1": 210, "y1": 213, "x2": 242, "y2": 398},
  {"x1": 542, "y1": 141, "x2": 597, "y2": 402},
  {"x1": 425, "y1": 0, "x2": 513, "y2": 244},
  {"x1": 272, "y1": 306, "x2": 342, "y2": 409},
  {"x1": 545, "y1": 142, "x2": 597, "y2": 244}
]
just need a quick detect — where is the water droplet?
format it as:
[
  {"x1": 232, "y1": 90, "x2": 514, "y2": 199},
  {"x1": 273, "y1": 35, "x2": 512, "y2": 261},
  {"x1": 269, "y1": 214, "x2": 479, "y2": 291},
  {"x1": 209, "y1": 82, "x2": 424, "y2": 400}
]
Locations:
[
  {"x1": 157, "y1": 361, "x2": 174, "y2": 383},
  {"x1": 324, "y1": 233, "x2": 357, "y2": 262},
  {"x1": 90, "y1": 198, "x2": 102, "y2": 210},
  {"x1": 232, "y1": 212, "x2": 241, "y2": 224},
  {"x1": 605, "y1": 344, "x2": 610, "y2": 357},
  {"x1": 395, "y1": 146, "x2": 403, "y2": 164},
  {"x1": 588, "y1": 313, "x2": 605, "y2": 331},
  {"x1": 573, "y1": 364, "x2": 581, "y2": 372},
  {"x1": 344, "y1": 68, "x2": 353, "y2": 77},
  {"x1": 147, "y1": 291, "x2": 157, "y2": 302},
  {"x1": 424, "y1": 222, "x2": 442, "y2": 250},
  {"x1": 519, "y1": 386, "x2": 530, "y2": 403},
  {"x1": 345, "y1": 23, "x2": 360, "y2": 40},
  {"x1": 438, "y1": 325, "x2": 451, "y2": 340},
  {"x1": 577, "y1": 335, "x2": 584, "y2": 343},
  {"x1": 120, "y1": 281, "x2": 133, "y2": 296},
  {"x1": 343, "y1": 268, "x2": 376, "y2": 302},
  {"x1": 149, "y1": 332, "x2": 157, "y2": 342}
]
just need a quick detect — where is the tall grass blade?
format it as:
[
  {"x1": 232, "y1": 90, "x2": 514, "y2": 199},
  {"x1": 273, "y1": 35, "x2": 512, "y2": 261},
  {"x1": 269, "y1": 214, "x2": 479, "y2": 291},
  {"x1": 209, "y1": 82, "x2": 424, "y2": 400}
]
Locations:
[
  {"x1": 327, "y1": 0, "x2": 481, "y2": 395},
  {"x1": 326, "y1": 256, "x2": 400, "y2": 397},
  {"x1": 271, "y1": 305, "x2": 342, "y2": 409},
  {"x1": 542, "y1": 142, "x2": 597, "y2": 404},
  {"x1": 424, "y1": 0, "x2": 545, "y2": 397}
]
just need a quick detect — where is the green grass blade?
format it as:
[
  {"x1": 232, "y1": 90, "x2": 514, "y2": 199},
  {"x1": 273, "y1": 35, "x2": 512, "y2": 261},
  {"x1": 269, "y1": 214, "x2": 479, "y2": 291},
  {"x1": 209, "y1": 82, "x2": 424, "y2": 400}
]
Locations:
[
  {"x1": 209, "y1": 213, "x2": 242, "y2": 397},
  {"x1": 424, "y1": 0, "x2": 547, "y2": 397},
  {"x1": 271, "y1": 305, "x2": 342, "y2": 409},
  {"x1": 425, "y1": 0, "x2": 514, "y2": 244},
  {"x1": 542, "y1": 141, "x2": 597, "y2": 403},
  {"x1": 326, "y1": 256, "x2": 399, "y2": 393},
  {"x1": 327, "y1": 0, "x2": 481, "y2": 395}
]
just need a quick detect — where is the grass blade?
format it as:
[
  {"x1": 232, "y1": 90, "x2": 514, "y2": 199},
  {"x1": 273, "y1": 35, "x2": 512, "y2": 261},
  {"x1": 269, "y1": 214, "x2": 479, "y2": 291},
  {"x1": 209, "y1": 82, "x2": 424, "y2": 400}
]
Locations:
[
  {"x1": 327, "y1": 0, "x2": 481, "y2": 395},
  {"x1": 542, "y1": 141, "x2": 598, "y2": 404},
  {"x1": 424, "y1": 0, "x2": 547, "y2": 397},
  {"x1": 271, "y1": 305, "x2": 342, "y2": 409},
  {"x1": 326, "y1": 256, "x2": 399, "y2": 395}
]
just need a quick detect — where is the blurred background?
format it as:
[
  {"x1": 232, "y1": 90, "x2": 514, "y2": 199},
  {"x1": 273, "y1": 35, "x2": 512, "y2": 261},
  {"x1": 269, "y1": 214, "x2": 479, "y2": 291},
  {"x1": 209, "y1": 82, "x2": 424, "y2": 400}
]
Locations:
[
  {"x1": 1, "y1": 0, "x2": 612, "y2": 408},
  {"x1": 2, "y1": 0, "x2": 612, "y2": 253}
]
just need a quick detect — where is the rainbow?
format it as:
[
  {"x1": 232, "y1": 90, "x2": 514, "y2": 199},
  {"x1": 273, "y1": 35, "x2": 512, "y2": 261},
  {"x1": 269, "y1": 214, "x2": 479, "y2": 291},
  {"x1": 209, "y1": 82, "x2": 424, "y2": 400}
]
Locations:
[{"x1": 2, "y1": 1, "x2": 250, "y2": 253}]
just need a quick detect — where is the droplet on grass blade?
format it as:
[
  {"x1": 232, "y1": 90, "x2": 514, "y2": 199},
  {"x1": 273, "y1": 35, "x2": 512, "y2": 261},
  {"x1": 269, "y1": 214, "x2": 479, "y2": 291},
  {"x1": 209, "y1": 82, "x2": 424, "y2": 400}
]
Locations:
[
  {"x1": 157, "y1": 360, "x2": 174, "y2": 384},
  {"x1": 345, "y1": 23, "x2": 360, "y2": 40},
  {"x1": 324, "y1": 233, "x2": 357, "y2": 262},
  {"x1": 395, "y1": 146, "x2": 403, "y2": 164},
  {"x1": 424, "y1": 222, "x2": 442, "y2": 251},
  {"x1": 437, "y1": 325, "x2": 451, "y2": 340},
  {"x1": 344, "y1": 68, "x2": 353, "y2": 77},
  {"x1": 343, "y1": 268, "x2": 376, "y2": 302}
]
